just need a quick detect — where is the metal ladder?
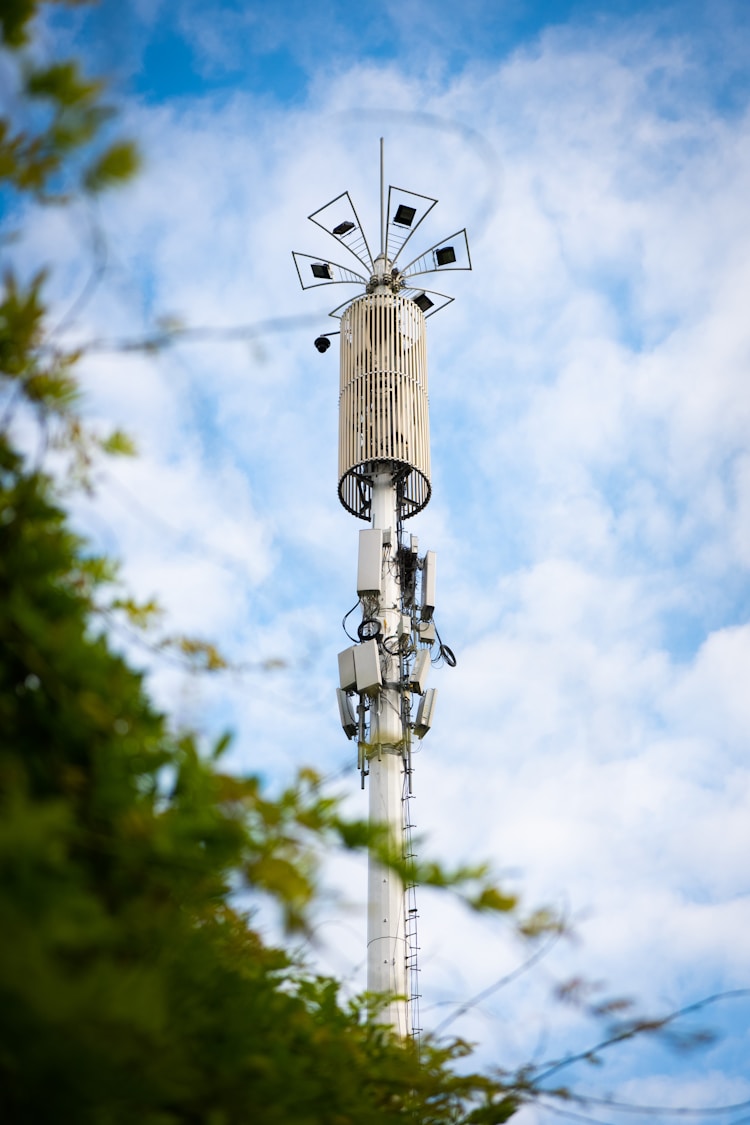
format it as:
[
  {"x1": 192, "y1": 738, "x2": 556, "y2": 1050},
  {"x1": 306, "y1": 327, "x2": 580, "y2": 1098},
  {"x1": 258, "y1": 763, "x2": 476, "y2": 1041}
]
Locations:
[{"x1": 402, "y1": 774, "x2": 422, "y2": 1045}]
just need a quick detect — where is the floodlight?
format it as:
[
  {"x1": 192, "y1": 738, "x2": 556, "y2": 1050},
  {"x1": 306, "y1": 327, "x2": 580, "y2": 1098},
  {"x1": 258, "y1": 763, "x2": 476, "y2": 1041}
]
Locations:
[
  {"x1": 393, "y1": 204, "x2": 417, "y2": 227},
  {"x1": 333, "y1": 220, "x2": 356, "y2": 235},
  {"x1": 435, "y1": 246, "x2": 456, "y2": 267},
  {"x1": 311, "y1": 262, "x2": 333, "y2": 280},
  {"x1": 413, "y1": 293, "x2": 434, "y2": 313}
]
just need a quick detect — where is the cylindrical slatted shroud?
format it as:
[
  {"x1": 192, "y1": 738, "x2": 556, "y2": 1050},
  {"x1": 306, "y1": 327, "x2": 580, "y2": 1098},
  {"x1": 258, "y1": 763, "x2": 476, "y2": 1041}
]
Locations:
[{"x1": 338, "y1": 292, "x2": 431, "y2": 520}]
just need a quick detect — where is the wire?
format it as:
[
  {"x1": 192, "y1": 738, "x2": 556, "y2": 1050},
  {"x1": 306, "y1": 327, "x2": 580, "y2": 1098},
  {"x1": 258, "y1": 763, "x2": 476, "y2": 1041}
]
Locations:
[
  {"x1": 81, "y1": 312, "x2": 327, "y2": 355},
  {"x1": 357, "y1": 617, "x2": 381, "y2": 642},
  {"x1": 429, "y1": 926, "x2": 563, "y2": 1036},
  {"x1": 46, "y1": 199, "x2": 108, "y2": 341},
  {"x1": 547, "y1": 1092, "x2": 750, "y2": 1119},
  {"x1": 382, "y1": 635, "x2": 404, "y2": 656},
  {"x1": 531, "y1": 990, "x2": 750, "y2": 1089},
  {"x1": 341, "y1": 599, "x2": 361, "y2": 642},
  {"x1": 434, "y1": 623, "x2": 457, "y2": 667}
]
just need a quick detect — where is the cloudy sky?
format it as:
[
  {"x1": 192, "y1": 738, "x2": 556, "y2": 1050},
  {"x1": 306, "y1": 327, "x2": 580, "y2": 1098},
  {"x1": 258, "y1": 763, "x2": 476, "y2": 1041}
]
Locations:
[{"x1": 11, "y1": 0, "x2": 750, "y2": 1117}]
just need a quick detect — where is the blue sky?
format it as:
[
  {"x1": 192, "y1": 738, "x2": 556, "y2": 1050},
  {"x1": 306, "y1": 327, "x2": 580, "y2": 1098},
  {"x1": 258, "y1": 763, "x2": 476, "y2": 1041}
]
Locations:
[
  {"x1": 9, "y1": 0, "x2": 750, "y2": 1118},
  {"x1": 62, "y1": 0, "x2": 750, "y2": 112}
]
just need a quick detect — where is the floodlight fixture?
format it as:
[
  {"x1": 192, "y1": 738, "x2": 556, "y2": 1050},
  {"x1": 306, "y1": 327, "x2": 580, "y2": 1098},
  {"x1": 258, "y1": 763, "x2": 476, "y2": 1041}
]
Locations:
[
  {"x1": 435, "y1": 246, "x2": 457, "y2": 267},
  {"x1": 399, "y1": 228, "x2": 471, "y2": 279},
  {"x1": 393, "y1": 204, "x2": 417, "y2": 227},
  {"x1": 292, "y1": 251, "x2": 367, "y2": 290},
  {"x1": 292, "y1": 150, "x2": 471, "y2": 318}
]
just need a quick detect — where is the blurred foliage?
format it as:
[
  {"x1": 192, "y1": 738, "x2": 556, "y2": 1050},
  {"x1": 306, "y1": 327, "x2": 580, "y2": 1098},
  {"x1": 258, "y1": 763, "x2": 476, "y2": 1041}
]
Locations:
[{"x1": 0, "y1": 0, "x2": 139, "y2": 201}]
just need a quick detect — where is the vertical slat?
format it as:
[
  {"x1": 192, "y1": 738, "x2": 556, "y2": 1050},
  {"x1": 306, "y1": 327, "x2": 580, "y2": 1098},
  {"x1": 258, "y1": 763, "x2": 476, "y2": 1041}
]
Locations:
[{"x1": 338, "y1": 292, "x2": 431, "y2": 518}]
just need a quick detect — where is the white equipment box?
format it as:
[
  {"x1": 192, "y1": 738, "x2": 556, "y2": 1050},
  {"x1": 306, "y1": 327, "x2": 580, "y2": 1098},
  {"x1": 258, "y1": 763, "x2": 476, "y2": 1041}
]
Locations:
[
  {"x1": 410, "y1": 649, "x2": 431, "y2": 694},
  {"x1": 357, "y1": 529, "x2": 383, "y2": 596},
  {"x1": 338, "y1": 646, "x2": 357, "y2": 692},
  {"x1": 421, "y1": 550, "x2": 436, "y2": 618},
  {"x1": 354, "y1": 638, "x2": 382, "y2": 694}
]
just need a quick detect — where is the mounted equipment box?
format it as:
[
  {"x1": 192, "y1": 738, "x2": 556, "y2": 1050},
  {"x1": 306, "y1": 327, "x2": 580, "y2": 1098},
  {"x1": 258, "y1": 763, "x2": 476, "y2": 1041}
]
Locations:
[{"x1": 357, "y1": 529, "x2": 383, "y2": 596}]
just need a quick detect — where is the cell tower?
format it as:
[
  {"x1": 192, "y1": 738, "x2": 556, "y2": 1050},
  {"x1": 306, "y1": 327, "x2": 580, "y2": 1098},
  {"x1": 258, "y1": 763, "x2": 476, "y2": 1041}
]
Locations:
[{"x1": 293, "y1": 141, "x2": 470, "y2": 1038}]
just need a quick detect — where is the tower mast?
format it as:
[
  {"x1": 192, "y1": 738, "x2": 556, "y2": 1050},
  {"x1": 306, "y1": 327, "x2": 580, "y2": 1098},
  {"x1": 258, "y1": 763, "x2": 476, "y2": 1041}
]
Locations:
[{"x1": 293, "y1": 144, "x2": 470, "y2": 1036}]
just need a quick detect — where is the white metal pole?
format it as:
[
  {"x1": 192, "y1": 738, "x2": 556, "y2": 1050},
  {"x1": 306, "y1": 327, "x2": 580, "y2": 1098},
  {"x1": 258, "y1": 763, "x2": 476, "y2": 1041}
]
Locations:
[
  {"x1": 379, "y1": 137, "x2": 385, "y2": 259},
  {"x1": 367, "y1": 469, "x2": 409, "y2": 1037}
]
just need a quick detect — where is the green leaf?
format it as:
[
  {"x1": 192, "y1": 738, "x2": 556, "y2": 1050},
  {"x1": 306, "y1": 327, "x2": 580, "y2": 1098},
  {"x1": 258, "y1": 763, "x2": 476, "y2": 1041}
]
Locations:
[
  {"x1": 100, "y1": 428, "x2": 136, "y2": 457},
  {"x1": 26, "y1": 61, "x2": 101, "y2": 108},
  {"x1": 211, "y1": 731, "x2": 233, "y2": 761},
  {"x1": 0, "y1": 0, "x2": 38, "y2": 47},
  {"x1": 83, "y1": 140, "x2": 140, "y2": 192},
  {"x1": 469, "y1": 886, "x2": 519, "y2": 914}
]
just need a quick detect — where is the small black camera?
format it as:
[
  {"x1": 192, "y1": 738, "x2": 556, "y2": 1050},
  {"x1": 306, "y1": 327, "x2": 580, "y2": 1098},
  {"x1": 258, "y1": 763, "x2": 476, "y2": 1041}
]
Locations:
[{"x1": 314, "y1": 335, "x2": 331, "y2": 353}]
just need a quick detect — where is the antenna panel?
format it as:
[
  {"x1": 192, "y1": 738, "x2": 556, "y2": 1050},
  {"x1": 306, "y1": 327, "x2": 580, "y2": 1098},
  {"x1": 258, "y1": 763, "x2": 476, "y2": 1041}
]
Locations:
[
  {"x1": 357, "y1": 529, "x2": 383, "y2": 595},
  {"x1": 410, "y1": 649, "x2": 431, "y2": 694},
  {"x1": 336, "y1": 688, "x2": 358, "y2": 738},
  {"x1": 421, "y1": 551, "x2": 436, "y2": 619},
  {"x1": 338, "y1": 646, "x2": 357, "y2": 692},
  {"x1": 414, "y1": 687, "x2": 437, "y2": 738}
]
